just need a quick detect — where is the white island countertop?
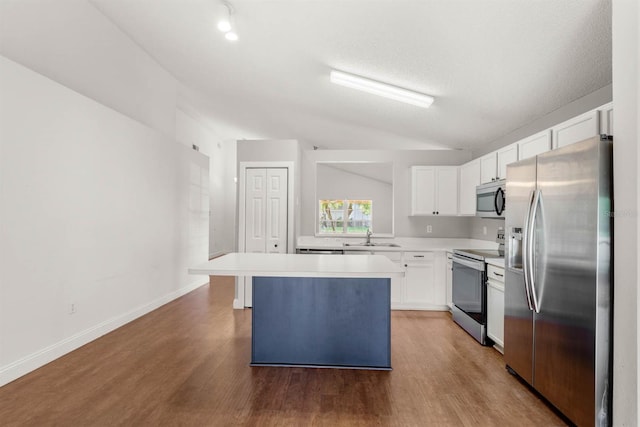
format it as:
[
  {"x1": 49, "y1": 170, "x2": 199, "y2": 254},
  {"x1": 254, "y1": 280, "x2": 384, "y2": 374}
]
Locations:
[{"x1": 189, "y1": 253, "x2": 405, "y2": 278}]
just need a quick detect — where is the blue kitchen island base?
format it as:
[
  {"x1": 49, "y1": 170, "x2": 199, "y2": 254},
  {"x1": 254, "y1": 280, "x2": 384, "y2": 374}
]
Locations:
[{"x1": 251, "y1": 276, "x2": 391, "y2": 370}]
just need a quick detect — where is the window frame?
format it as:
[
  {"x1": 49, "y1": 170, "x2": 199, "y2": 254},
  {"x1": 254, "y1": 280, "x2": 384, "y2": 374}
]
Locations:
[{"x1": 317, "y1": 199, "x2": 373, "y2": 236}]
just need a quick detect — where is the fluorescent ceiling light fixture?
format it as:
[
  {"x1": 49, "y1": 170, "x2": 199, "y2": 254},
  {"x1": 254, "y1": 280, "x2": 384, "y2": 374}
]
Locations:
[
  {"x1": 225, "y1": 31, "x2": 238, "y2": 41},
  {"x1": 330, "y1": 70, "x2": 434, "y2": 108}
]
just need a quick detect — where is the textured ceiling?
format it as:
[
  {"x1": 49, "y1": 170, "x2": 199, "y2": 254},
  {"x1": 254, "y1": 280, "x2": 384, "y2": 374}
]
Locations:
[{"x1": 92, "y1": 0, "x2": 612, "y2": 151}]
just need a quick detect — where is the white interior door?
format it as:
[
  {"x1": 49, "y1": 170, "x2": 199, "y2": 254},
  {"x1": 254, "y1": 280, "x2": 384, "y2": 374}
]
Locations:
[{"x1": 244, "y1": 167, "x2": 288, "y2": 307}]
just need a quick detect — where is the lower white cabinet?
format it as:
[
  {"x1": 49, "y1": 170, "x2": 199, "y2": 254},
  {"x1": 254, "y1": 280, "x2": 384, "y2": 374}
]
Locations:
[
  {"x1": 404, "y1": 252, "x2": 435, "y2": 305},
  {"x1": 445, "y1": 252, "x2": 453, "y2": 309},
  {"x1": 486, "y1": 263, "x2": 505, "y2": 352},
  {"x1": 378, "y1": 251, "x2": 448, "y2": 310}
]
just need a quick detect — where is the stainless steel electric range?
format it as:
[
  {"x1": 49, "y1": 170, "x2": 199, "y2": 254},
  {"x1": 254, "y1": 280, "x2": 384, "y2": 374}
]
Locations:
[{"x1": 451, "y1": 248, "x2": 504, "y2": 345}]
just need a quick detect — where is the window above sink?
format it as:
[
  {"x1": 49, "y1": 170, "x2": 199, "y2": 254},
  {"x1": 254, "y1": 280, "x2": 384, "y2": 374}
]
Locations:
[{"x1": 319, "y1": 199, "x2": 372, "y2": 235}]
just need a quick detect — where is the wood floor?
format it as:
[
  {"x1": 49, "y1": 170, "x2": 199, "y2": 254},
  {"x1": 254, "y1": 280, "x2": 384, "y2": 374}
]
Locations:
[{"x1": 0, "y1": 277, "x2": 568, "y2": 426}]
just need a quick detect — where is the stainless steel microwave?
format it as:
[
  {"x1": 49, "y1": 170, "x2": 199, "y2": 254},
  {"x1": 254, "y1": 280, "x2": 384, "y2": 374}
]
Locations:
[{"x1": 476, "y1": 179, "x2": 506, "y2": 218}]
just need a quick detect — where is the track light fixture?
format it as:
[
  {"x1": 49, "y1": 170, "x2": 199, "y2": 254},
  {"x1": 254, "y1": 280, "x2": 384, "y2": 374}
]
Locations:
[{"x1": 217, "y1": 2, "x2": 238, "y2": 42}]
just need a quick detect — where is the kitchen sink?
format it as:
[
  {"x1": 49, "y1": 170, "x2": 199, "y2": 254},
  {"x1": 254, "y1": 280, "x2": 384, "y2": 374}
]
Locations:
[{"x1": 343, "y1": 242, "x2": 400, "y2": 247}]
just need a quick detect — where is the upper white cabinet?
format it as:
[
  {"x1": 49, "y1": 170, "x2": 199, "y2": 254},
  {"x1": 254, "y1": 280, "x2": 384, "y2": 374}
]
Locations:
[
  {"x1": 599, "y1": 102, "x2": 614, "y2": 136},
  {"x1": 480, "y1": 153, "x2": 497, "y2": 184},
  {"x1": 552, "y1": 110, "x2": 599, "y2": 149},
  {"x1": 458, "y1": 159, "x2": 480, "y2": 215},
  {"x1": 496, "y1": 143, "x2": 518, "y2": 180},
  {"x1": 411, "y1": 166, "x2": 458, "y2": 216},
  {"x1": 517, "y1": 130, "x2": 552, "y2": 161},
  {"x1": 436, "y1": 167, "x2": 459, "y2": 215}
]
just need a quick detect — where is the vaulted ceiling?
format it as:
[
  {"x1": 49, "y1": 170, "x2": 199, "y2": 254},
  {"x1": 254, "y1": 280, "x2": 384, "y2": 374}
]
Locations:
[{"x1": 92, "y1": 0, "x2": 612, "y2": 151}]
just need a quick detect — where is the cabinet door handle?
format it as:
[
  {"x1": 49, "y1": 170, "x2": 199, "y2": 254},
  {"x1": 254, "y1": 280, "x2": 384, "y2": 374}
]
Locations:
[
  {"x1": 413, "y1": 255, "x2": 424, "y2": 258},
  {"x1": 493, "y1": 271, "x2": 504, "y2": 277}
]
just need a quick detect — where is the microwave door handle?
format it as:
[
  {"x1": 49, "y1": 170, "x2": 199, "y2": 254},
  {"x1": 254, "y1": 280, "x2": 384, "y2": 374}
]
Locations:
[
  {"x1": 522, "y1": 190, "x2": 535, "y2": 311},
  {"x1": 527, "y1": 190, "x2": 541, "y2": 313},
  {"x1": 494, "y1": 187, "x2": 505, "y2": 216}
]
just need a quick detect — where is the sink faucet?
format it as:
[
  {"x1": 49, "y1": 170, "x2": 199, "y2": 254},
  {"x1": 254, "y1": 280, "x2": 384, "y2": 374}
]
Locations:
[{"x1": 366, "y1": 228, "x2": 373, "y2": 244}]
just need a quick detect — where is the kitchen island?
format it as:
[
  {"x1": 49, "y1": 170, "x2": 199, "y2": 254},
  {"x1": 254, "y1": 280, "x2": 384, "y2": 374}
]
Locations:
[{"x1": 189, "y1": 253, "x2": 404, "y2": 370}]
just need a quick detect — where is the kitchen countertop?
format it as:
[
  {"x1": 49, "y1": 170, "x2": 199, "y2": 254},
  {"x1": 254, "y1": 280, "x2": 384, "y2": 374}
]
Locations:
[
  {"x1": 189, "y1": 252, "x2": 405, "y2": 278},
  {"x1": 486, "y1": 258, "x2": 505, "y2": 268},
  {"x1": 297, "y1": 236, "x2": 499, "y2": 252}
]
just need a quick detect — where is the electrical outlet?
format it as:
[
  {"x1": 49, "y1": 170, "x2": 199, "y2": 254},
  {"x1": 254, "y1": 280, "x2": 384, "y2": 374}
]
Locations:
[
  {"x1": 426, "y1": 225, "x2": 433, "y2": 233},
  {"x1": 69, "y1": 303, "x2": 77, "y2": 315},
  {"x1": 483, "y1": 226, "x2": 487, "y2": 235}
]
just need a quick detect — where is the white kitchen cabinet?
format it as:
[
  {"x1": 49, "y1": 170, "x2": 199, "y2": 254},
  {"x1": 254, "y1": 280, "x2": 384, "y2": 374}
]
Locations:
[
  {"x1": 435, "y1": 167, "x2": 459, "y2": 215},
  {"x1": 480, "y1": 153, "x2": 497, "y2": 184},
  {"x1": 410, "y1": 166, "x2": 458, "y2": 216},
  {"x1": 411, "y1": 166, "x2": 436, "y2": 215},
  {"x1": 403, "y1": 252, "x2": 439, "y2": 307},
  {"x1": 598, "y1": 102, "x2": 613, "y2": 135},
  {"x1": 383, "y1": 251, "x2": 447, "y2": 310},
  {"x1": 458, "y1": 159, "x2": 480, "y2": 216},
  {"x1": 552, "y1": 110, "x2": 600, "y2": 149},
  {"x1": 496, "y1": 143, "x2": 518, "y2": 180},
  {"x1": 517, "y1": 130, "x2": 552, "y2": 161},
  {"x1": 445, "y1": 252, "x2": 453, "y2": 310},
  {"x1": 486, "y1": 263, "x2": 505, "y2": 353}
]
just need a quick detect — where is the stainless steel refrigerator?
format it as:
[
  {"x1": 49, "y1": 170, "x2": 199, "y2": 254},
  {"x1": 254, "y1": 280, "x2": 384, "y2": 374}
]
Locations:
[{"x1": 504, "y1": 135, "x2": 612, "y2": 426}]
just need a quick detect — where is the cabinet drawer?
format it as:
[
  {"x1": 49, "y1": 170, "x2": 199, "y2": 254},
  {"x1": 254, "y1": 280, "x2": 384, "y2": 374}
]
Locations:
[
  {"x1": 404, "y1": 252, "x2": 434, "y2": 263},
  {"x1": 487, "y1": 264, "x2": 505, "y2": 284}
]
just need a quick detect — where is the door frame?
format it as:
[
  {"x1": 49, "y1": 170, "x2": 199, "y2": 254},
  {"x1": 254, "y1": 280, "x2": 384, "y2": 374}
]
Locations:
[{"x1": 235, "y1": 161, "x2": 295, "y2": 309}]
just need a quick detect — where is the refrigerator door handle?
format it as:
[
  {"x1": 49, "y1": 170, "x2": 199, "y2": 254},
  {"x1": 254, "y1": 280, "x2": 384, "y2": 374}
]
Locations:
[
  {"x1": 527, "y1": 189, "x2": 541, "y2": 313},
  {"x1": 522, "y1": 190, "x2": 535, "y2": 311}
]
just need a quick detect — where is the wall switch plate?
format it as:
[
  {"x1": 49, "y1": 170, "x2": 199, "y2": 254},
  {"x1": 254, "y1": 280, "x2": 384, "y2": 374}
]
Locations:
[{"x1": 426, "y1": 225, "x2": 433, "y2": 233}]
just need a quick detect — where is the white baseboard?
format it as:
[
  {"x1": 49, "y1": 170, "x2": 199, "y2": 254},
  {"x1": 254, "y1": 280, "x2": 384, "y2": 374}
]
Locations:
[
  {"x1": 391, "y1": 303, "x2": 450, "y2": 311},
  {"x1": 232, "y1": 298, "x2": 244, "y2": 309},
  {"x1": 0, "y1": 279, "x2": 208, "y2": 387}
]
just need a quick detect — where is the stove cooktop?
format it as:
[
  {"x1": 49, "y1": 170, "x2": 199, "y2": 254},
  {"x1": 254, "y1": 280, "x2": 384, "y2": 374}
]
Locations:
[{"x1": 453, "y1": 248, "x2": 504, "y2": 261}]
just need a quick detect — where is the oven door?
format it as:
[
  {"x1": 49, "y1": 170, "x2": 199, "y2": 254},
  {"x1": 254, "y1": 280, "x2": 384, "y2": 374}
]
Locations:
[{"x1": 452, "y1": 255, "x2": 487, "y2": 325}]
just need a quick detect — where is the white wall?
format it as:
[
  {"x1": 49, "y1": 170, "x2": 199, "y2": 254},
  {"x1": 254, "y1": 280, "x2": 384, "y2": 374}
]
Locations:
[
  {"x1": 0, "y1": 56, "x2": 209, "y2": 386},
  {"x1": 301, "y1": 149, "x2": 473, "y2": 238},
  {"x1": 612, "y1": 0, "x2": 639, "y2": 425}
]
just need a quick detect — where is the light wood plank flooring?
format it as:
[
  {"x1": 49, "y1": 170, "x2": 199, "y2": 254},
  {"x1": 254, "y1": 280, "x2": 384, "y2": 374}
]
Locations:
[{"x1": 0, "y1": 276, "x2": 568, "y2": 426}]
